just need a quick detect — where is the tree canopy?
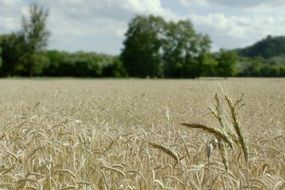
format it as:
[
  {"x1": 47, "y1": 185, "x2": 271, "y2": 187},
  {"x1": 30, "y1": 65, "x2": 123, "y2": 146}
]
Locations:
[
  {"x1": 120, "y1": 15, "x2": 213, "y2": 78},
  {"x1": 237, "y1": 35, "x2": 285, "y2": 59},
  {"x1": 0, "y1": 3, "x2": 49, "y2": 76},
  {"x1": 162, "y1": 20, "x2": 211, "y2": 78},
  {"x1": 120, "y1": 15, "x2": 166, "y2": 78}
]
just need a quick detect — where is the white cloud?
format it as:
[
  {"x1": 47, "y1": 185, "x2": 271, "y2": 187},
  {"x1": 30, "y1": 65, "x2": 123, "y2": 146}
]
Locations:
[
  {"x1": 42, "y1": 0, "x2": 172, "y2": 31},
  {"x1": 180, "y1": 0, "x2": 285, "y2": 7},
  {"x1": 177, "y1": 0, "x2": 285, "y2": 50},
  {"x1": 43, "y1": 0, "x2": 174, "y2": 19},
  {"x1": 0, "y1": 0, "x2": 285, "y2": 53},
  {"x1": 0, "y1": 0, "x2": 22, "y2": 33},
  {"x1": 189, "y1": 13, "x2": 285, "y2": 50},
  {"x1": 120, "y1": 0, "x2": 176, "y2": 19},
  {"x1": 179, "y1": 0, "x2": 207, "y2": 6},
  {"x1": 191, "y1": 14, "x2": 250, "y2": 37},
  {"x1": 0, "y1": 0, "x2": 20, "y2": 7},
  {"x1": 0, "y1": 17, "x2": 18, "y2": 30},
  {"x1": 38, "y1": 0, "x2": 178, "y2": 52},
  {"x1": 211, "y1": 0, "x2": 285, "y2": 7}
]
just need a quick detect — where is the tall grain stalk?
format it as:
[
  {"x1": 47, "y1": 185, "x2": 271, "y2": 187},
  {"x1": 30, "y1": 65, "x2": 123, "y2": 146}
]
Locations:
[{"x1": 181, "y1": 93, "x2": 249, "y2": 187}]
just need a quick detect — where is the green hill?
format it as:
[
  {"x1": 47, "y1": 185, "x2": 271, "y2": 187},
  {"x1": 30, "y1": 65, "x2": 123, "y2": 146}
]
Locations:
[{"x1": 237, "y1": 35, "x2": 285, "y2": 59}]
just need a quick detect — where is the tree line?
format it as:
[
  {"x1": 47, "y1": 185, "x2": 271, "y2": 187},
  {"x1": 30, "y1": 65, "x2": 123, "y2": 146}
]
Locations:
[
  {"x1": 236, "y1": 35, "x2": 285, "y2": 77},
  {"x1": 0, "y1": 3, "x2": 284, "y2": 78}
]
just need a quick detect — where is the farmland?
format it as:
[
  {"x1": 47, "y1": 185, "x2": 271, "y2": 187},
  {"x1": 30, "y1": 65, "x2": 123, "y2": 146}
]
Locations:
[{"x1": 0, "y1": 78, "x2": 284, "y2": 189}]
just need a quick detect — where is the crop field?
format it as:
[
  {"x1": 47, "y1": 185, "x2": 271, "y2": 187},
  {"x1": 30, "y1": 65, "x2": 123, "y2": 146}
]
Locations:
[{"x1": 0, "y1": 78, "x2": 284, "y2": 189}]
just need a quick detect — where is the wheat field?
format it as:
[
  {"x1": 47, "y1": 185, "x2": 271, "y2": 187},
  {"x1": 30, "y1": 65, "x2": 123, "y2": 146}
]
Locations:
[{"x1": 0, "y1": 78, "x2": 284, "y2": 190}]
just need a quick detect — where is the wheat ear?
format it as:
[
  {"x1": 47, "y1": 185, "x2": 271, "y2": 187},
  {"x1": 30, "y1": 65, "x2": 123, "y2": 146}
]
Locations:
[
  {"x1": 225, "y1": 95, "x2": 248, "y2": 163},
  {"x1": 181, "y1": 123, "x2": 233, "y2": 149},
  {"x1": 149, "y1": 142, "x2": 179, "y2": 163}
]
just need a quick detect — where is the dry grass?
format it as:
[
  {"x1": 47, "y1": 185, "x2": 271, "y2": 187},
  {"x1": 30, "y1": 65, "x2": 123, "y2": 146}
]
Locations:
[{"x1": 0, "y1": 78, "x2": 284, "y2": 189}]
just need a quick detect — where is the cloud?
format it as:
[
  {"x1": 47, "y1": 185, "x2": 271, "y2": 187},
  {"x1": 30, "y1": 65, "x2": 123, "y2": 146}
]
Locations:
[
  {"x1": 0, "y1": 0, "x2": 285, "y2": 54},
  {"x1": 42, "y1": 0, "x2": 175, "y2": 20},
  {"x1": 179, "y1": 0, "x2": 207, "y2": 7},
  {"x1": 0, "y1": 0, "x2": 20, "y2": 7},
  {"x1": 0, "y1": 0, "x2": 22, "y2": 33},
  {"x1": 0, "y1": 17, "x2": 18, "y2": 31},
  {"x1": 40, "y1": 0, "x2": 174, "y2": 33},
  {"x1": 189, "y1": 13, "x2": 285, "y2": 50},
  {"x1": 180, "y1": 0, "x2": 285, "y2": 7},
  {"x1": 178, "y1": 0, "x2": 285, "y2": 50},
  {"x1": 38, "y1": 0, "x2": 178, "y2": 52},
  {"x1": 210, "y1": 0, "x2": 285, "y2": 7},
  {"x1": 1, "y1": 0, "x2": 176, "y2": 35}
]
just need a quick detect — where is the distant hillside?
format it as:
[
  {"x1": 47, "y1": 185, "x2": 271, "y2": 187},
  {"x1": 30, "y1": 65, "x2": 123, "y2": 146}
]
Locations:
[{"x1": 237, "y1": 35, "x2": 285, "y2": 59}]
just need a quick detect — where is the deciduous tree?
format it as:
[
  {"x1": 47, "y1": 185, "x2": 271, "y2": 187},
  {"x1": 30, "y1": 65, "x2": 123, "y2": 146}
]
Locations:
[
  {"x1": 20, "y1": 3, "x2": 50, "y2": 76},
  {"x1": 216, "y1": 49, "x2": 238, "y2": 77},
  {"x1": 121, "y1": 15, "x2": 166, "y2": 78}
]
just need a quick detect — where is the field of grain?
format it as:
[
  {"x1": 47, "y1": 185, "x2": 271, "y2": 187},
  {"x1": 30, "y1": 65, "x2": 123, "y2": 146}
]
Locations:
[{"x1": 0, "y1": 78, "x2": 284, "y2": 189}]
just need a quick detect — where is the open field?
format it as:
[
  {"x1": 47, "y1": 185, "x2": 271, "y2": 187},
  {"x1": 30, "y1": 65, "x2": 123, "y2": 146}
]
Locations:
[{"x1": 0, "y1": 78, "x2": 284, "y2": 189}]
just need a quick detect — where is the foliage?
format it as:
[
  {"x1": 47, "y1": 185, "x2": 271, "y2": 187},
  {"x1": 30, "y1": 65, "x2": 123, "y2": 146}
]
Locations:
[
  {"x1": 0, "y1": 33, "x2": 25, "y2": 76},
  {"x1": 237, "y1": 55, "x2": 285, "y2": 77},
  {"x1": 102, "y1": 58, "x2": 127, "y2": 78},
  {"x1": 162, "y1": 20, "x2": 211, "y2": 78},
  {"x1": 0, "y1": 3, "x2": 49, "y2": 77},
  {"x1": 121, "y1": 15, "x2": 212, "y2": 78},
  {"x1": 42, "y1": 50, "x2": 117, "y2": 77},
  {"x1": 215, "y1": 49, "x2": 238, "y2": 77},
  {"x1": 20, "y1": 3, "x2": 50, "y2": 76},
  {"x1": 238, "y1": 35, "x2": 285, "y2": 59},
  {"x1": 21, "y1": 3, "x2": 50, "y2": 52},
  {"x1": 41, "y1": 50, "x2": 68, "y2": 76},
  {"x1": 236, "y1": 35, "x2": 285, "y2": 77},
  {"x1": 120, "y1": 15, "x2": 166, "y2": 78},
  {"x1": 199, "y1": 53, "x2": 218, "y2": 76}
]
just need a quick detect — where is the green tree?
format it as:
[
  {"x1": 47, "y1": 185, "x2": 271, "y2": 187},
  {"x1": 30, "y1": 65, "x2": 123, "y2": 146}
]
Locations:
[
  {"x1": 0, "y1": 3, "x2": 49, "y2": 77},
  {"x1": 42, "y1": 50, "x2": 68, "y2": 76},
  {"x1": 120, "y1": 15, "x2": 166, "y2": 78},
  {"x1": 19, "y1": 53, "x2": 49, "y2": 76},
  {"x1": 0, "y1": 33, "x2": 25, "y2": 76},
  {"x1": 199, "y1": 53, "x2": 218, "y2": 76},
  {"x1": 121, "y1": 16, "x2": 212, "y2": 78},
  {"x1": 238, "y1": 35, "x2": 285, "y2": 59},
  {"x1": 278, "y1": 65, "x2": 285, "y2": 77},
  {"x1": 260, "y1": 65, "x2": 279, "y2": 77},
  {"x1": 162, "y1": 20, "x2": 211, "y2": 78},
  {"x1": 20, "y1": 3, "x2": 50, "y2": 76},
  {"x1": 42, "y1": 50, "x2": 116, "y2": 77},
  {"x1": 244, "y1": 57, "x2": 262, "y2": 76},
  {"x1": 102, "y1": 58, "x2": 127, "y2": 78},
  {"x1": 216, "y1": 49, "x2": 238, "y2": 77}
]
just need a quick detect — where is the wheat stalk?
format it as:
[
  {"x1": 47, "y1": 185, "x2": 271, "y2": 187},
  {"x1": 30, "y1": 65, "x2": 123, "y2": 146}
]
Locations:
[
  {"x1": 217, "y1": 140, "x2": 229, "y2": 171},
  {"x1": 181, "y1": 123, "x2": 233, "y2": 149},
  {"x1": 148, "y1": 142, "x2": 179, "y2": 163},
  {"x1": 225, "y1": 95, "x2": 248, "y2": 163}
]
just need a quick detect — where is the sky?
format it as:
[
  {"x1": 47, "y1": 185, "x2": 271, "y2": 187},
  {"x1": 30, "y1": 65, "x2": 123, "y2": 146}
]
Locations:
[{"x1": 0, "y1": 0, "x2": 284, "y2": 55}]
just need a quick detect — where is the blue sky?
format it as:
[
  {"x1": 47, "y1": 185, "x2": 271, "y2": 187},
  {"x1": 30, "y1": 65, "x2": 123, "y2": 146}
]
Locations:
[{"x1": 1, "y1": 0, "x2": 284, "y2": 55}]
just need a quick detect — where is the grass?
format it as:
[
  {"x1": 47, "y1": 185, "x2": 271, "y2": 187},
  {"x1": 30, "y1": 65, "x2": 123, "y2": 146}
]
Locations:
[{"x1": 0, "y1": 78, "x2": 284, "y2": 189}]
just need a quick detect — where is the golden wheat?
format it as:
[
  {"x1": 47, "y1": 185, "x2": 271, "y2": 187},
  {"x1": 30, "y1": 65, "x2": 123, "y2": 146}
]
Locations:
[{"x1": 0, "y1": 78, "x2": 283, "y2": 189}]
